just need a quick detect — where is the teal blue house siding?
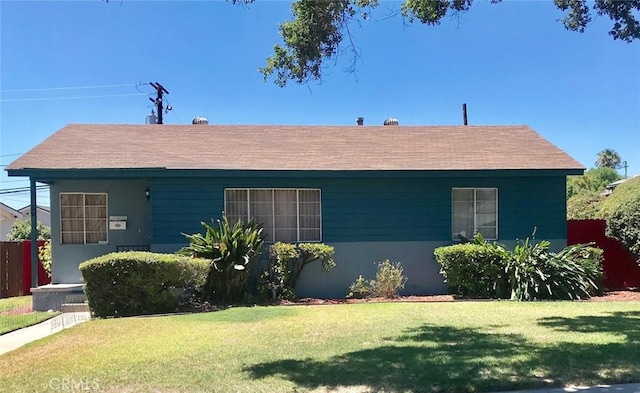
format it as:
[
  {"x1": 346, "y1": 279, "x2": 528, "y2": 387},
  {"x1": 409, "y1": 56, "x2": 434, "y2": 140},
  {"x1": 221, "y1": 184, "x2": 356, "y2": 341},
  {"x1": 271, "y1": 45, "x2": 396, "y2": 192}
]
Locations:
[{"x1": 150, "y1": 173, "x2": 568, "y2": 245}]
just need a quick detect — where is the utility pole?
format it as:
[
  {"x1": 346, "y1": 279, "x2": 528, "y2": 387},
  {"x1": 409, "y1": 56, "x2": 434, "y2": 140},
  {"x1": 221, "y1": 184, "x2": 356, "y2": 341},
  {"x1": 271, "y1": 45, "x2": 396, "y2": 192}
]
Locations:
[
  {"x1": 149, "y1": 82, "x2": 170, "y2": 124},
  {"x1": 622, "y1": 160, "x2": 629, "y2": 178}
]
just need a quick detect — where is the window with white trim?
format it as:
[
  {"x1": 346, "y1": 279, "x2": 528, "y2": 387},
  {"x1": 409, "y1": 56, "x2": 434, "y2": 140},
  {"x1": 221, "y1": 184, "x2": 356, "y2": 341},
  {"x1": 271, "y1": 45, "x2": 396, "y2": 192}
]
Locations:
[
  {"x1": 452, "y1": 188, "x2": 498, "y2": 240},
  {"x1": 225, "y1": 189, "x2": 321, "y2": 242},
  {"x1": 60, "y1": 193, "x2": 108, "y2": 244}
]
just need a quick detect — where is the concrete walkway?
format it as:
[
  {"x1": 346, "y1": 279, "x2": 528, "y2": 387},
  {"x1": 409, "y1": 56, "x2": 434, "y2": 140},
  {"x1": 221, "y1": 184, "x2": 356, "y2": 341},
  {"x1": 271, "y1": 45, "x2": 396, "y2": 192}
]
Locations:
[
  {"x1": 0, "y1": 310, "x2": 91, "y2": 355},
  {"x1": 496, "y1": 383, "x2": 640, "y2": 393}
]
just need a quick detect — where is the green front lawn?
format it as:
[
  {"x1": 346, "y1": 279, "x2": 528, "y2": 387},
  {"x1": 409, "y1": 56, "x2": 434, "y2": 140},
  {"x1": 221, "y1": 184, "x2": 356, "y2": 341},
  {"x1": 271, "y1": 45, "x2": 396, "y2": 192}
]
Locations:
[
  {"x1": 0, "y1": 296, "x2": 59, "y2": 335},
  {"x1": 1, "y1": 301, "x2": 639, "y2": 392}
]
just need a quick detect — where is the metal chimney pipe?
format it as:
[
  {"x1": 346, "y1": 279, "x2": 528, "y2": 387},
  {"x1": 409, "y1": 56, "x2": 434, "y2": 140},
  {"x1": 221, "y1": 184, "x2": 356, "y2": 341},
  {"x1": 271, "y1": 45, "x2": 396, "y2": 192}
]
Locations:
[
  {"x1": 356, "y1": 117, "x2": 364, "y2": 126},
  {"x1": 462, "y1": 103, "x2": 468, "y2": 126}
]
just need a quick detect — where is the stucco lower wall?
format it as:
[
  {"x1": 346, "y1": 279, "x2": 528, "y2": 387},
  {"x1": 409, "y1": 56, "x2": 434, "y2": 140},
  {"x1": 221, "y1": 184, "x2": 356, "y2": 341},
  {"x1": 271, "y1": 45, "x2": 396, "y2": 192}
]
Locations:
[
  {"x1": 153, "y1": 238, "x2": 566, "y2": 298},
  {"x1": 295, "y1": 241, "x2": 451, "y2": 298}
]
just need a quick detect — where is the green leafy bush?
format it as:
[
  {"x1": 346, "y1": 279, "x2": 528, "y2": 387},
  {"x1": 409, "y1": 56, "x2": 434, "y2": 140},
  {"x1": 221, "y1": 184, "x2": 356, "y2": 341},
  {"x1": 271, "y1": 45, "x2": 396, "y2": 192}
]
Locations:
[
  {"x1": 259, "y1": 242, "x2": 335, "y2": 300},
  {"x1": 38, "y1": 241, "x2": 51, "y2": 277},
  {"x1": 79, "y1": 252, "x2": 210, "y2": 318},
  {"x1": 348, "y1": 260, "x2": 407, "y2": 298},
  {"x1": 178, "y1": 213, "x2": 265, "y2": 302},
  {"x1": 506, "y1": 237, "x2": 603, "y2": 301},
  {"x1": 566, "y1": 191, "x2": 605, "y2": 220},
  {"x1": 604, "y1": 177, "x2": 640, "y2": 264},
  {"x1": 434, "y1": 234, "x2": 509, "y2": 298},
  {"x1": 7, "y1": 219, "x2": 51, "y2": 241}
]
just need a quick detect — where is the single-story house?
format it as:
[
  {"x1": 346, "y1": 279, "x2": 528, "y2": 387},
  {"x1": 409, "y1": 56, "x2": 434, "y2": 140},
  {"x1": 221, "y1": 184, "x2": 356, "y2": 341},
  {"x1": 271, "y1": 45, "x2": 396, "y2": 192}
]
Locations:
[
  {"x1": 0, "y1": 202, "x2": 23, "y2": 240},
  {"x1": 0, "y1": 203, "x2": 51, "y2": 240},
  {"x1": 6, "y1": 123, "x2": 584, "y2": 307},
  {"x1": 19, "y1": 205, "x2": 52, "y2": 227}
]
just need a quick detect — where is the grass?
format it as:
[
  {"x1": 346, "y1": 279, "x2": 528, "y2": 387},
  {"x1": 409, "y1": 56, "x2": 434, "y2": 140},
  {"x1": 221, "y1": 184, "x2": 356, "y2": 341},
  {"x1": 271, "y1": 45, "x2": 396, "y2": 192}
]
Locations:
[
  {"x1": 0, "y1": 296, "x2": 59, "y2": 335},
  {"x1": 1, "y1": 301, "x2": 639, "y2": 392}
]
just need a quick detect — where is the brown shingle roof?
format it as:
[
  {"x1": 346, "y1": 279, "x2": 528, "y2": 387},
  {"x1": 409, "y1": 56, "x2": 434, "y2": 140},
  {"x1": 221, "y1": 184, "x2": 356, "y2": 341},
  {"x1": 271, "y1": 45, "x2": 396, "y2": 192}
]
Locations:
[{"x1": 6, "y1": 124, "x2": 584, "y2": 172}]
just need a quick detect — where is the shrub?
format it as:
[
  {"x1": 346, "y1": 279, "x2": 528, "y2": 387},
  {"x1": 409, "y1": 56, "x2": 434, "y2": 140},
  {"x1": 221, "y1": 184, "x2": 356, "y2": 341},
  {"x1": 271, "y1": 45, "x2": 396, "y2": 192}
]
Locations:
[
  {"x1": 434, "y1": 234, "x2": 509, "y2": 298},
  {"x1": 38, "y1": 241, "x2": 52, "y2": 277},
  {"x1": 7, "y1": 219, "x2": 51, "y2": 241},
  {"x1": 178, "y1": 213, "x2": 265, "y2": 302},
  {"x1": 566, "y1": 191, "x2": 604, "y2": 220},
  {"x1": 79, "y1": 252, "x2": 210, "y2": 317},
  {"x1": 347, "y1": 260, "x2": 407, "y2": 299},
  {"x1": 604, "y1": 176, "x2": 640, "y2": 264},
  {"x1": 506, "y1": 235, "x2": 603, "y2": 301},
  {"x1": 259, "y1": 242, "x2": 335, "y2": 300}
]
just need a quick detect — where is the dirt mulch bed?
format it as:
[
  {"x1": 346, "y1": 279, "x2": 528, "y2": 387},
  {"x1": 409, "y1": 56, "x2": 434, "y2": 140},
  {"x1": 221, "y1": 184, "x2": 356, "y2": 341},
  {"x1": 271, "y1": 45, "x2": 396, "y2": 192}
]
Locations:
[
  {"x1": 280, "y1": 290, "x2": 640, "y2": 305},
  {"x1": 588, "y1": 289, "x2": 640, "y2": 302}
]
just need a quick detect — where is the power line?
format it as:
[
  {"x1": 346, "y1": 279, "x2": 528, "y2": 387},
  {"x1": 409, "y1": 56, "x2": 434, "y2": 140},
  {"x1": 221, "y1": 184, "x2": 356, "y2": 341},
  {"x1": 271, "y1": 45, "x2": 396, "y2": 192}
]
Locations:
[
  {"x1": 0, "y1": 93, "x2": 146, "y2": 103},
  {"x1": 0, "y1": 153, "x2": 24, "y2": 158},
  {"x1": 1, "y1": 83, "x2": 137, "y2": 93},
  {"x1": 0, "y1": 185, "x2": 49, "y2": 195}
]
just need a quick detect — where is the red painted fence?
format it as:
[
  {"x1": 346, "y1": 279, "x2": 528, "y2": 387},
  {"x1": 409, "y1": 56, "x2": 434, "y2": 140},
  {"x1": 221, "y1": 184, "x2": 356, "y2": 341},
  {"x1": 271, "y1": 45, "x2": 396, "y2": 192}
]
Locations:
[
  {"x1": 567, "y1": 220, "x2": 640, "y2": 289},
  {"x1": 21, "y1": 240, "x2": 50, "y2": 295},
  {"x1": 0, "y1": 241, "x2": 50, "y2": 298}
]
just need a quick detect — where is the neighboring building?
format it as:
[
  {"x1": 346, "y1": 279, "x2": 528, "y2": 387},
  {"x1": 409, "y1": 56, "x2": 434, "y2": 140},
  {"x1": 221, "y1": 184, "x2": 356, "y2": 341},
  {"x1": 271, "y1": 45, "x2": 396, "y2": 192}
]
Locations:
[
  {"x1": 6, "y1": 123, "x2": 584, "y2": 299},
  {"x1": 0, "y1": 202, "x2": 23, "y2": 240},
  {"x1": 19, "y1": 205, "x2": 51, "y2": 227},
  {"x1": 0, "y1": 203, "x2": 51, "y2": 240}
]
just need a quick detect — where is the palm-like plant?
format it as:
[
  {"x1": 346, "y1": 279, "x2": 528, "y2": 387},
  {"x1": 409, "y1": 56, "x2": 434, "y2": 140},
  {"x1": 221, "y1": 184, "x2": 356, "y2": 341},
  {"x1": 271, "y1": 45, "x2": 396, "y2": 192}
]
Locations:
[
  {"x1": 179, "y1": 213, "x2": 265, "y2": 302},
  {"x1": 595, "y1": 148, "x2": 622, "y2": 169}
]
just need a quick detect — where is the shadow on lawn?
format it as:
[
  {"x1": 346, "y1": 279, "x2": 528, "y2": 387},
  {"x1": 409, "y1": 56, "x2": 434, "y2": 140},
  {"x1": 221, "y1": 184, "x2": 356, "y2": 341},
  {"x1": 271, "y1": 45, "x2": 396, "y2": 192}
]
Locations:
[{"x1": 246, "y1": 312, "x2": 640, "y2": 393}]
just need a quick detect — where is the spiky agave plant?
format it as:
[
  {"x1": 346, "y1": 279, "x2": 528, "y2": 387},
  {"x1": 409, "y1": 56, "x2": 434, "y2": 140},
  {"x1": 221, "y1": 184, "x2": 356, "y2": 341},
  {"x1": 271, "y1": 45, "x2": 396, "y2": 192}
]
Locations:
[{"x1": 179, "y1": 213, "x2": 265, "y2": 302}]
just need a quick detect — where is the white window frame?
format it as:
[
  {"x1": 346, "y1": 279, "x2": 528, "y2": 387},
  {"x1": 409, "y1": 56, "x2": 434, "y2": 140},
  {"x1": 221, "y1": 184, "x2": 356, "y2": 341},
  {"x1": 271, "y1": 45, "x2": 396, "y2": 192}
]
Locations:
[
  {"x1": 224, "y1": 188, "x2": 322, "y2": 243},
  {"x1": 451, "y1": 187, "x2": 498, "y2": 241},
  {"x1": 59, "y1": 192, "x2": 109, "y2": 245}
]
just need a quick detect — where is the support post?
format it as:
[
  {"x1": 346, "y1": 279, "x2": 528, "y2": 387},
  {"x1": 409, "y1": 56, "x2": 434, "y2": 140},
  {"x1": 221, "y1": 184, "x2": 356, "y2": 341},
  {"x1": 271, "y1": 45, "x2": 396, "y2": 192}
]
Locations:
[{"x1": 30, "y1": 178, "x2": 38, "y2": 289}]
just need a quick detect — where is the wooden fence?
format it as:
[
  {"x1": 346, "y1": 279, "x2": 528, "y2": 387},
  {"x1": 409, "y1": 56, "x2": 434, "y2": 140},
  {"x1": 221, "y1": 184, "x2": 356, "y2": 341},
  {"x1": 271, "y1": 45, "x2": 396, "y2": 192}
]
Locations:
[
  {"x1": 0, "y1": 241, "x2": 49, "y2": 298},
  {"x1": 567, "y1": 220, "x2": 640, "y2": 289}
]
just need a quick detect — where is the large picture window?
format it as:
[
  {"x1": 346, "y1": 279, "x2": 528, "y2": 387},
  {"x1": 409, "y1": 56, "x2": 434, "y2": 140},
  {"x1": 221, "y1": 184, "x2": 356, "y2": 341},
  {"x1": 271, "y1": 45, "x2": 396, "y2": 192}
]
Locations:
[
  {"x1": 225, "y1": 189, "x2": 321, "y2": 242},
  {"x1": 60, "y1": 193, "x2": 108, "y2": 244},
  {"x1": 452, "y1": 188, "x2": 497, "y2": 240}
]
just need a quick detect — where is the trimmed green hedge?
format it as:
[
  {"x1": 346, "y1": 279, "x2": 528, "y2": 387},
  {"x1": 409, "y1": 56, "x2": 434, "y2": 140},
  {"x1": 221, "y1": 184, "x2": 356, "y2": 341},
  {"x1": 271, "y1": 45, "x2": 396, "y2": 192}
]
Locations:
[
  {"x1": 79, "y1": 252, "x2": 210, "y2": 318},
  {"x1": 434, "y1": 242, "x2": 509, "y2": 298}
]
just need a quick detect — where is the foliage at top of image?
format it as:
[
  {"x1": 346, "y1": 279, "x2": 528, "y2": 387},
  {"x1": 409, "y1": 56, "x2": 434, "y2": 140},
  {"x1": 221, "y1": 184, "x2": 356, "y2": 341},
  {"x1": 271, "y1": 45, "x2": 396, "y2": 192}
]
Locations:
[
  {"x1": 178, "y1": 213, "x2": 265, "y2": 302},
  {"x1": 6, "y1": 219, "x2": 50, "y2": 241},
  {"x1": 257, "y1": 0, "x2": 640, "y2": 86}
]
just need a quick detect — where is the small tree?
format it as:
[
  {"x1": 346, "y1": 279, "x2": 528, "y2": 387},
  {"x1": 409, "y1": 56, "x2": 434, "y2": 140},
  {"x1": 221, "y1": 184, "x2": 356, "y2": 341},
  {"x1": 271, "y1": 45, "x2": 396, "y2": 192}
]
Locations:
[
  {"x1": 260, "y1": 242, "x2": 335, "y2": 300},
  {"x1": 7, "y1": 219, "x2": 51, "y2": 241}
]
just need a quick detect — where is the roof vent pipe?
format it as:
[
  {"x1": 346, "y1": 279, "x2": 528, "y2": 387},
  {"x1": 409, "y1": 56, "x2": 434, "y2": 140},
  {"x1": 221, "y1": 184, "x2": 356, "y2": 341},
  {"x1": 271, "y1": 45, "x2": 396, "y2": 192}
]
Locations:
[
  {"x1": 356, "y1": 117, "x2": 364, "y2": 126},
  {"x1": 462, "y1": 103, "x2": 468, "y2": 126}
]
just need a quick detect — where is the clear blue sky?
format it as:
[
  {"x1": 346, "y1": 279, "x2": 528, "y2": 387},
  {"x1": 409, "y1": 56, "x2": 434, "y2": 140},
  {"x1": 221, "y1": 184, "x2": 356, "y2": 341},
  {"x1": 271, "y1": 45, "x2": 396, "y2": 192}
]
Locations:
[{"x1": 1, "y1": 0, "x2": 638, "y2": 209}]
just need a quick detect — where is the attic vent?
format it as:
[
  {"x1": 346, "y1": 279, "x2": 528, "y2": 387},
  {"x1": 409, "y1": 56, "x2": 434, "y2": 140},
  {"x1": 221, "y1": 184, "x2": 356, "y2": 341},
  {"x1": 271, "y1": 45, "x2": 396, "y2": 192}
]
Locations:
[
  {"x1": 383, "y1": 117, "x2": 399, "y2": 126},
  {"x1": 192, "y1": 116, "x2": 209, "y2": 125}
]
